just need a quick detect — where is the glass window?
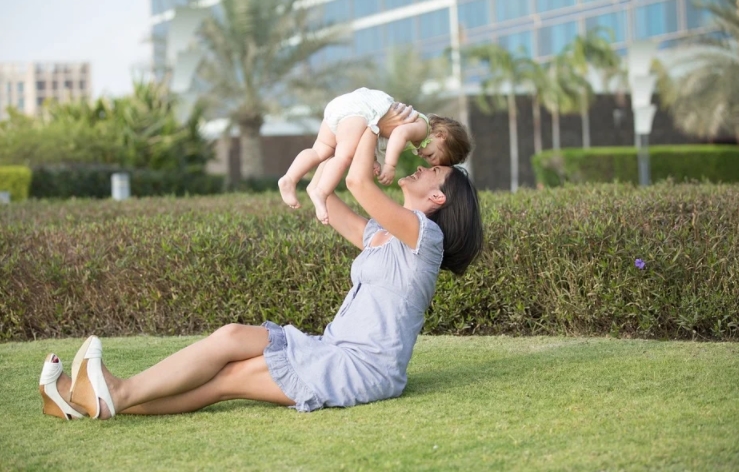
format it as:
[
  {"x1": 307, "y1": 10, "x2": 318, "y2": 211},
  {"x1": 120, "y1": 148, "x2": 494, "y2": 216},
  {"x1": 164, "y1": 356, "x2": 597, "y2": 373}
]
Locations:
[
  {"x1": 17, "y1": 98, "x2": 24, "y2": 110},
  {"x1": 635, "y1": 1, "x2": 678, "y2": 39},
  {"x1": 65, "y1": 80, "x2": 73, "y2": 89},
  {"x1": 36, "y1": 81, "x2": 45, "y2": 90},
  {"x1": 536, "y1": 0, "x2": 576, "y2": 13},
  {"x1": 153, "y1": 21, "x2": 170, "y2": 77},
  {"x1": 323, "y1": 0, "x2": 351, "y2": 24},
  {"x1": 324, "y1": 44, "x2": 352, "y2": 62},
  {"x1": 384, "y1": 0, "x2": 413, "y2": 10},
  {"x1": 210, "y1": 3, "x2": 226, "y2": 23},
  {"x1": 37, "y1": 97, "x2": 44, "y2": 106},
  {"x1": 353, "y1": 0, "x2": 380, "y2": 18},
  {"x1": 496, "y1": 1, "x2": 529, "y2": 22},
  {"x1": 52, "y1": 81, "x2": 58, "y2": 90},
  {"x1": 421, "y1": 41, "x2": 447, "y2": 60},
  {"x1": 538, "y1": 20, "x2": 578, "y2": 57},
  {"x1": 354, "y1": 26, "x2": 383, "y2": 55},
  {"x1": 459, "y1": 0, "x2": 490, "y2": 30},
  {"x1": 385, "y1": 18, "x2": 414, "y2": 46},
  {"x1": 686, "y1": 0, "x2": 716, "y2": 29},
  {"x1": 499, "y1": 30, "x2": 533, "y2": 57},
  {"x1": 585, "y1": 11, "x2": 626, "y2": 43},
  {"x1": 17, "y1": 82, "x2": 24, "y2": 93},
  {"x1": 419, "y1": 9, "x2": 450, "y2": 40},
  {"x1": 79, "y1": 80, "x2": 86, "y2": 90},
  {"x1": 152, "y1": 0, "x2": 190, "y2": 16},
  {"x1": 6, "y1": 82, "x2": 10, "y2": 96}
]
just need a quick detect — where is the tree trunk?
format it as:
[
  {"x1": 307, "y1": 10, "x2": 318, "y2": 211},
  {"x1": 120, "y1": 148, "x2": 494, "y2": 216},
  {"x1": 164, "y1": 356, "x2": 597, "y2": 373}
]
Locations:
[
  {"x1": 532, "y1": 94, "x2": 542, "y2": 155},
  {"x1": 508, "y1": 93, "x2": 519, "y2": 193},
  {"x1": 238, "y1": 120, "x2": 264, "y2": 180},
  {"x1": 581, "y1": 99, "x2": 591, "y2": 149},
  {"x1": 552, "y1": 107, "x2": 561, "y2": 151}
]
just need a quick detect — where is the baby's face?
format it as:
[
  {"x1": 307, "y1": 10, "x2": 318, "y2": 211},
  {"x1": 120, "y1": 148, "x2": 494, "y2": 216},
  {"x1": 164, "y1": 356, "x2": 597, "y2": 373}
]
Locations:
[{"x1": 417, "y1": 138, "x2": 446, "y2": 166}]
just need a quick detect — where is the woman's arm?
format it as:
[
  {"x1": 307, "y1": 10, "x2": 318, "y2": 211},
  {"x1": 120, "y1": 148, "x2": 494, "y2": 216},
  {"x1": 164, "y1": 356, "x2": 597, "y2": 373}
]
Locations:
[
  {"x1": 345, "y1": 109, "x2": 422, "y2": 250},
  {"x1": 312, "y1": 161, "x2": 368, "y2": 250},
  {"x1": 325, "y1": 193, "x2": 367, "y2": 250}
]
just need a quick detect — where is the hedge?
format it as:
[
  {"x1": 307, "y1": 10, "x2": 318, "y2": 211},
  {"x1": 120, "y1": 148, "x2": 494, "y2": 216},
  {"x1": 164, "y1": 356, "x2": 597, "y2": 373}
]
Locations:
[
  {"x1": 0, "y1": 166, "x2": 32, "y2": 202},
  {"x1": 30, "y1": 165, "x2": 225, "y2": 199},
  {"x1": 532, "y1": 145, "x2": 739, "y2": 187},
  {"x1": 1, "y1": 183, "x2": 738, "y2": 341}
]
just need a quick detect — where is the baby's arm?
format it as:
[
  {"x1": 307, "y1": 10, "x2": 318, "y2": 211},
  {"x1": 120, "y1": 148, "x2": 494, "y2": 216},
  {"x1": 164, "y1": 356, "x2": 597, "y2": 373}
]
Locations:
[{"x1": 378, "y1": 119, "x2": 428, "y2": 185}]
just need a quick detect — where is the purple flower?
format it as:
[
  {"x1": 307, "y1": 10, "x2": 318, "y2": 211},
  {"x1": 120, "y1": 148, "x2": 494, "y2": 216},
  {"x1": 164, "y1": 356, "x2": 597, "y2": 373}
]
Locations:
[{"x1": 635, "y1": 259, "x2": 646, "y2": 270}]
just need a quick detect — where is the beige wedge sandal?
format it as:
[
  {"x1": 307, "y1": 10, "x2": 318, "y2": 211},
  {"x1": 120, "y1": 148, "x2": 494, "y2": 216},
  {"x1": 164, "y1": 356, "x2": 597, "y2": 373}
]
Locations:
[
  {"x1": 39, "y1": 353, "x2": 85, "y2": 420},
  {"x1": 70, "y1": 336, "x2": 116, "y2": 419}
]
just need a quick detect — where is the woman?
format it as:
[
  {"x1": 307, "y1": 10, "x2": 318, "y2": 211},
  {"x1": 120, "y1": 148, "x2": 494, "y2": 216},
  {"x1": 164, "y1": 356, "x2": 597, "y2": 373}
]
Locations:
[{"x1": 38, "y1": 104, "x2": 484, "y2": 420}]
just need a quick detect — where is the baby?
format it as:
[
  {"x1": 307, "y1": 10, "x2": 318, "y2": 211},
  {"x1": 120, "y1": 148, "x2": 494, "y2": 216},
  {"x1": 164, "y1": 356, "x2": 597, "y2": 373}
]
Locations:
[{"x1": 278, "y1": 87, "x2": 471, "y2": 223}]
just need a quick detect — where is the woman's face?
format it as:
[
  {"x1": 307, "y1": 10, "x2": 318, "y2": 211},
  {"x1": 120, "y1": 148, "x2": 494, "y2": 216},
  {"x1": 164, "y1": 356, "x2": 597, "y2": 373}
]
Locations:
[{"x1": 399, "y1": 165, "x2": 451, "y2": 198}]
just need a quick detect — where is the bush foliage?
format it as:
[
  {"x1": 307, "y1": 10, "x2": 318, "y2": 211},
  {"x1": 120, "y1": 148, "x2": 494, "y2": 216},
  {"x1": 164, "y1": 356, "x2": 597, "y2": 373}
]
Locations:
[
  {"x1": 1, "y1": 184, "x2": 738, "y2": 341},
  {"x1": 30, "y1": 165, "x2": 224, "y2": 199},
  {"x1": 0, "y1": 166, "x2": 32, "y2": 201},
  {"x1": 532, "y1": 145, "x2": 739, "y2": 187}
]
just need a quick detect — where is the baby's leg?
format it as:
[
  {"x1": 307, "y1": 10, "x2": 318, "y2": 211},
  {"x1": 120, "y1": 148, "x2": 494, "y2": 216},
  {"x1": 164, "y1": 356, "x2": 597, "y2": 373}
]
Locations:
[
  {"x1": 278, "y1": 121, "x2": 336, "y2": 208},
  {"x1": 309, "y1": 116, "x2": 367, "y2": 224}
]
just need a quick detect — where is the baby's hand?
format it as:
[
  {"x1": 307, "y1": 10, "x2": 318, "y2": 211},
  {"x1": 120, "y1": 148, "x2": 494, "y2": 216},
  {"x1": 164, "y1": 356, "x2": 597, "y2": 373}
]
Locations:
[
  {"x1": 378, "y1": 165, "x2": 396, "y2": 185},
  {"x1": 373, "y1": 160, "x2": 381, "y2": 177}
]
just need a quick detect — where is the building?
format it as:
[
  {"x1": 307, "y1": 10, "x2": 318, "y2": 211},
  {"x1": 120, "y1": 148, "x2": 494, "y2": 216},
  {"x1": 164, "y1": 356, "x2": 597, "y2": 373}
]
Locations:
[
  {"x1": 151, "y1": 0, "x2": 715, "y2": 86},
  {"x1": 0, "y1": 62, "x2": 92, "y2": 120},
  {"x1": 150, "y1": 0, "x2": 717, "y2": 186}
]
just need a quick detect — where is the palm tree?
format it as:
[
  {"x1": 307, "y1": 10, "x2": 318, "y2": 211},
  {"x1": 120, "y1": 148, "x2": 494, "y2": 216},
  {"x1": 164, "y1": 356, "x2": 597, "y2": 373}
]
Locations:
[
  {"x1": 541, "y1": 53, "x2": 592, "y2": 152},
  {"x1": 658, "y1": 0, "x2": 739, "y2": 142},
  {"x1": 197, "y1": 0, "x2": 344, "y2": 182},
  {"x1": 565, "y1": 28, "x2": 620, "y2": 148},
  {"x1": 520, "y1": 59, "x2": 547, "y2": 156},
  {"x1": 466, "y1": 44, "x2": 530, "y2": 192},
  {"x1": 351, "y1": 47, "x2": 452, "y2": 117}
]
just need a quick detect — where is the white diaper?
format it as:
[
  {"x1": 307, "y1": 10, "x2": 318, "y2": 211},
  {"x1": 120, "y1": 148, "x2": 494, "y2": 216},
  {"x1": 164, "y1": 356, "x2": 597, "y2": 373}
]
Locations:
[{"x1": 323, "y1": 88, "x2": 395, "y2": 134}]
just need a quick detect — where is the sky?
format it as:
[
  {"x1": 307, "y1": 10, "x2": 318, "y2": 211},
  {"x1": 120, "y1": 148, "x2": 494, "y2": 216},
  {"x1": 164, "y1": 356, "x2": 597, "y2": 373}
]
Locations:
[{"x1": 0, "y1": 0, "x2": 151, "y2": 98}]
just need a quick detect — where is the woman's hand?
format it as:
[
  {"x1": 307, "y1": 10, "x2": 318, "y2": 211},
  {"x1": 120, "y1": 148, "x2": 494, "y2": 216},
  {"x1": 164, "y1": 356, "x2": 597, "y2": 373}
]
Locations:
[{"x1": 378, "y1": 102, "x2": 420, "y2": 136}]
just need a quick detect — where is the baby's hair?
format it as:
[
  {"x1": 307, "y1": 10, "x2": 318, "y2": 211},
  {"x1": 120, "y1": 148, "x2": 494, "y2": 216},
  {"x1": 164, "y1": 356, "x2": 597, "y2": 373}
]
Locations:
[{"x1": 429, "y1": 115, "x2": 472, "y2": 166}]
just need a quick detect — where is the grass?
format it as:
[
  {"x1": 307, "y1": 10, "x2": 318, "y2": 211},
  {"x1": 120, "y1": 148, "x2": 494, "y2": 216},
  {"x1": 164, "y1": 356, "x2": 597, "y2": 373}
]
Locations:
[{"x1": 1, "y1": 336, "x2": 738, "y2": 471}]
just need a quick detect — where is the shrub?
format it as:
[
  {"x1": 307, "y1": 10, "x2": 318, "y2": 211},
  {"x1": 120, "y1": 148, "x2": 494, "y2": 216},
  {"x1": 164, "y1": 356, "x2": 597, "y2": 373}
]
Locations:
[
  {"x1": 0, "y1": 166, "x2": 32, "y2": 201},
  {"x1": 29, "y1": 165, "x2": 224, "y2": 199},
  {"x1": 532, "y1": 145, "x2": 739, "y2": 187},
  {"x1": 1, "y1": 184, "x2": 737, "y2": 341}
]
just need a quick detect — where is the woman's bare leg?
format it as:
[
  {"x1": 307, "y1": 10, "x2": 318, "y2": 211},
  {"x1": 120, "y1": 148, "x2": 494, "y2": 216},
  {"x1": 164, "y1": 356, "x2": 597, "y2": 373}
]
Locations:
[
  {"x1": 279, "y1": 121, "x2": 336, "y2": 209},
  {"x1": 97, "y1": 324, "x2": 271, "y2": 418},
  {"x1": 309, "y1": 116, "x2": 367, "y2": 224},
  {"x1": 120, "y1": 356, "x2": 294, "y2": 416}
]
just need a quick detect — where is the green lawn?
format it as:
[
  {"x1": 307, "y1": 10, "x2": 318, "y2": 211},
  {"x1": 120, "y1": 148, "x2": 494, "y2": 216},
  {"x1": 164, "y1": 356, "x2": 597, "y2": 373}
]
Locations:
[{"x1": 1, "y1": 335, "x2": 738, "y2": 471}]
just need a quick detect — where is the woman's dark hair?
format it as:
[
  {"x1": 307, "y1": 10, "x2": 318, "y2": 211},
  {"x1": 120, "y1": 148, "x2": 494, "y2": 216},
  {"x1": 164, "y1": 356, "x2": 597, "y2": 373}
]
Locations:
[{"x1": 428, "y1": 166, "x2": 484, "y2": 275}]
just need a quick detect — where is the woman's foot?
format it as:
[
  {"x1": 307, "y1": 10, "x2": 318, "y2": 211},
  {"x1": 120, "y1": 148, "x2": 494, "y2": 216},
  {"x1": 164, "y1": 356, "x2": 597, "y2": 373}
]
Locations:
[
  {"x1": 39, "y1": 353, "x2": 86, "y2": 420},
  {"x1": 278, "y1": 176, "x2": 300, "y2": 209},
  {"x1": 307, "y1": 187, "x2": 329, "y2": 225},
  {"x1": 70, "y1": 336, "x2": 117, "y2": 420}
]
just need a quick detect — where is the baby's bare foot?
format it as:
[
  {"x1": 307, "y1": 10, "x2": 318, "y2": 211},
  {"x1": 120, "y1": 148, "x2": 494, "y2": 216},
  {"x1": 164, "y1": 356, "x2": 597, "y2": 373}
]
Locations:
[
  {"x1": 278, "y1": 176, "x2": 300, "y2": 209},
  {"x1": 308, "y1": 188, "x2": 329, "y2": 225}
]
